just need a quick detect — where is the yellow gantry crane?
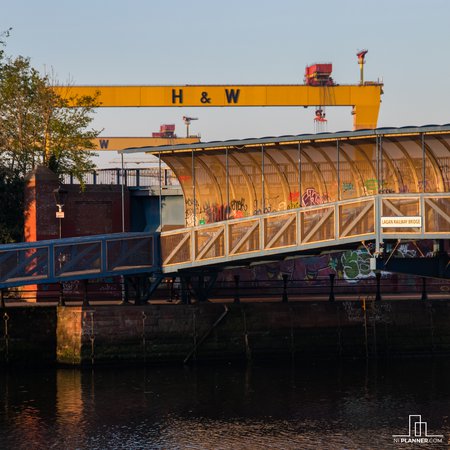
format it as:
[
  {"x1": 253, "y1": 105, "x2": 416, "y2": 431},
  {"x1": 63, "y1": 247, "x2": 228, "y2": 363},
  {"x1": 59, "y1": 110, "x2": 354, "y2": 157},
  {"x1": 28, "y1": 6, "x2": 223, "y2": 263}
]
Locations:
[{"x1": 54, "y1": 52, "x2": 383, "y2": 131}]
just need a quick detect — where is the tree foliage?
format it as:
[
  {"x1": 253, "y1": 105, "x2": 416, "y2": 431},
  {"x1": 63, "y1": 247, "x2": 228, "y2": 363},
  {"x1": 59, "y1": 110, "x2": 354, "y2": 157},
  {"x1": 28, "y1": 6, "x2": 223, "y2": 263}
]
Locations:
[
  {"x1": 0, "y1": 30, "x2": 101, "y2": 242},
  {"x1": 0, "y1": 55, "x2": 100, "y2": 180}
]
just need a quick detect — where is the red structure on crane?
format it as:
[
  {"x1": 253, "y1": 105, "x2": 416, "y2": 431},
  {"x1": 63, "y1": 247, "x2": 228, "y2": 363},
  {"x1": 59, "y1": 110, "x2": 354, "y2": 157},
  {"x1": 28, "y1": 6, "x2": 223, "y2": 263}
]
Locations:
[
  {"x1": 304, "y1": 63, "x2": 335, "y2": 86},
  {"x1": 304, "y1": 63, "x2": 334, "y2": 131},
  {"x1": 152, "y1": 124, "x2": 176, "y2": 138}
]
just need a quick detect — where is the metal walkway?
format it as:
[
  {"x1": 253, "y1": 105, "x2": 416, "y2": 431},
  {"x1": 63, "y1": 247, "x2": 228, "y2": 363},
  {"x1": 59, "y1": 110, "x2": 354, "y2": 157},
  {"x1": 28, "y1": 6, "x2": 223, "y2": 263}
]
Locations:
[
  {"x1": 0, "y1": 192, "x2": 449, "y2": 289},
  {"x1": 0, "y1": 232, "x2": 157, "y2": 289},
  {"x1": 160, "y1": 193, "x2": 450, "y2": 272}
]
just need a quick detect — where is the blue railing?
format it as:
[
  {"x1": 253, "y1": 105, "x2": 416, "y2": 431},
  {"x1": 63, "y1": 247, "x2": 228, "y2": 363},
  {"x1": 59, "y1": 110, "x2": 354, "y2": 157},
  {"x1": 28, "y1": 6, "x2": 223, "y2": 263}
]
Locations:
[
  {"x1": 62, "y1": 168, "x2": 179, "y2": 188},
  {"x1": 0, "y1": 232, "x2": 159, "y2": 289}
]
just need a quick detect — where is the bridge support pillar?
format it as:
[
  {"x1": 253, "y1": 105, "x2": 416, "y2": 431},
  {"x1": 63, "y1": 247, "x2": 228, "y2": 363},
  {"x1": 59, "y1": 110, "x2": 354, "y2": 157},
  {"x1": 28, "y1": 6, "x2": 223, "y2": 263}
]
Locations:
[
  {"x1": 328, "y1": 273, "x2": 335, "y2": 302},
  {"x1": 180, "y1": 271, "x2": 217, "y2": 303},
  {"x1": 168, "y1": 277, "x2": 175, "y2": 302},
  {"x1": 233, "y1": 275, "x2": 240, "y2": 304},
  {"x1": 375, "y1": 272, "x2": 382, "y2": 302},
  {"x1": 434, "y1": 239, "x2": 445, "y2": 254},
  {"x1": 58, "y1": 283, "x2": 65, "y2": 307},
  {"x1": 82, "y1": 280, "x2": 90, "y2": 307},
  {"x1": 282, "y1": 274, "x2": 288, "y2": 303},
  {"x1": 421, "y1": 277, "x2": 428, "y2": 301},
  {"x1": 197, "y1": 274, "x2": 207, "y2": 303},
  {"x1": 181, "y1": 275, "x2": 191, "y2": 304},
  {"x1": 134, "y1": 277, "x2": 143, "y2": 305},
  {"x1": 121, "y1": 277, "x2": 130, "y2": 305},
  {"x1": 0, "y1": 289, "x2": 5, "y2": 309}
]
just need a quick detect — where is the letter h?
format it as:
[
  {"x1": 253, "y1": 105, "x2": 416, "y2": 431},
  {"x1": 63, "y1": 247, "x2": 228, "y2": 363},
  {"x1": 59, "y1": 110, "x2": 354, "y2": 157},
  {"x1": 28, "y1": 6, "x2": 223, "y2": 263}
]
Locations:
[{"x1": 172, "y1": 89, "x2": 183, "y2": 104}]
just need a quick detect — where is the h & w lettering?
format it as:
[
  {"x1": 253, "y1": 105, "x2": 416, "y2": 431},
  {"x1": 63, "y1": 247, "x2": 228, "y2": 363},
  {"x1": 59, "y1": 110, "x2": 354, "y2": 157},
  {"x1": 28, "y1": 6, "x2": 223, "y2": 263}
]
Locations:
[
  {"x1": 172, "y1": 89, "x2": 183, "y2": 104},
  {"x1": 99, "y1": 139, "x2": 109, "y2": 149},
  {"x1": 225, "y1": 88, "x2": 240, "y2": 104}
]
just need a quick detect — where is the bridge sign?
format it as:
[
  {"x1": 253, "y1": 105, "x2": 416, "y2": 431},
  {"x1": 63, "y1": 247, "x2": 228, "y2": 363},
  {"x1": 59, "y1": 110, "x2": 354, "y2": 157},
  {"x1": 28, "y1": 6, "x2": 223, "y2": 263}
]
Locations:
[{"x1": 380, "y1": 216, "x2": 422, "y2": 228}]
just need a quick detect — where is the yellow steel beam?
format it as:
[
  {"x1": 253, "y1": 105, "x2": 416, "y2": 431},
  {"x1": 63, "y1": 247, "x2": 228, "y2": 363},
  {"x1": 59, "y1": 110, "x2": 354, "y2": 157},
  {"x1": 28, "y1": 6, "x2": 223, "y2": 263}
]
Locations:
[
  {"x1": 54, "y1": 84, "x2": 383, "y2": 130},
  {"x1": 91, "y1": 136, "x2": 200, "y2": 151}
]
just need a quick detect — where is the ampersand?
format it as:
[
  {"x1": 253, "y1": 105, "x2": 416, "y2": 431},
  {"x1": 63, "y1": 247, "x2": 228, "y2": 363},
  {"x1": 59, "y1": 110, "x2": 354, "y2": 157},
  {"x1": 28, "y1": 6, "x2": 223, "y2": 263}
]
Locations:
[{"x1": 200, "y1": 91, "x2": 211, "y2": 103}]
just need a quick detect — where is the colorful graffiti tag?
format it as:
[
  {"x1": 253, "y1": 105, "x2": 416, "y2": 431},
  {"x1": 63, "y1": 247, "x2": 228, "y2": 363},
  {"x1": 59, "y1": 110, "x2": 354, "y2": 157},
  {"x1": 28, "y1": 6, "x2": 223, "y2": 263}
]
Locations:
[{"x1": 302, "y1": 187, "x2": 323, "y2": 206}]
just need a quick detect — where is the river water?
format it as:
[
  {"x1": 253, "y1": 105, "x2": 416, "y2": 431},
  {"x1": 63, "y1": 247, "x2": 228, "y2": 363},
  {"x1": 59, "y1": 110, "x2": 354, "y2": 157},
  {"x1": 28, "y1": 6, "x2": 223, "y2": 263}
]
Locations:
[{"x1": 1, "y1": 359, "x2": 449, "y2": 449}]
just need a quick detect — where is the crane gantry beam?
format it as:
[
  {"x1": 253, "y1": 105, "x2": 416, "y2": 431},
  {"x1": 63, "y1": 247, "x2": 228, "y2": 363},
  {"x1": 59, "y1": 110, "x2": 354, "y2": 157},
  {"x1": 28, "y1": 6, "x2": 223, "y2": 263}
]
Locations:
[{"x1": 54, "y1": 84, "x2": 383, "y2": 130}]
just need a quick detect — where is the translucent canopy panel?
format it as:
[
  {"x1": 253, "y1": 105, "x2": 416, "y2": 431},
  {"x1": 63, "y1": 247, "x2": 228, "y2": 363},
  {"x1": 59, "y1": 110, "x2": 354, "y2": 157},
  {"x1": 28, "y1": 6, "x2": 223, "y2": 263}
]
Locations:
[{"x1": 145, "y1": 126, "x2": 450, "y2": 226}]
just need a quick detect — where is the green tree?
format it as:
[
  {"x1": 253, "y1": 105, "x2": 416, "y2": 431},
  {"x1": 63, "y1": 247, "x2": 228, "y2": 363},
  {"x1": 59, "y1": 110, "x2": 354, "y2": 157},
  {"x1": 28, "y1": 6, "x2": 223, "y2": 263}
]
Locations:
[
  {"x1": 0, "y1": 31, "x2": 101, "y2": 242},
  {"x1": 0, "y1": 55, "x2": 100, "y2": 180}
]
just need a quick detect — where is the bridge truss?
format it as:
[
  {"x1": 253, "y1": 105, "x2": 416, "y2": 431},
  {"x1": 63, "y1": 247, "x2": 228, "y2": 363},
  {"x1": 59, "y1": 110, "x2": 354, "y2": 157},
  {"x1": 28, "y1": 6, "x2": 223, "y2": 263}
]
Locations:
[{"x1": 160, "y1": 193, "x2": 450, "y2": 272}]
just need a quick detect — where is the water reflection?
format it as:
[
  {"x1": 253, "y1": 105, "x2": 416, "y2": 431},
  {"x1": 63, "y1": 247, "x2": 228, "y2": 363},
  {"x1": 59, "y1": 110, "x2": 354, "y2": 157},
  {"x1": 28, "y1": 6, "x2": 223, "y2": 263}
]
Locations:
[{"x1": 1, "y1": 360, "x2": 449, "y2": 449}]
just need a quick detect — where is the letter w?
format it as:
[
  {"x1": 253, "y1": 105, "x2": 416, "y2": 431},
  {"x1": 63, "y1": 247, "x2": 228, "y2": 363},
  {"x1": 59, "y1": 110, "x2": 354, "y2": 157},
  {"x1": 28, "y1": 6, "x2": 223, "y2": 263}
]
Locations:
[
  {"x1": 99, "y1": 139, "x2": 109, "y2": 149},
  {"x1": 225, "y1": 89, "x2": 240, "y2": 104}
]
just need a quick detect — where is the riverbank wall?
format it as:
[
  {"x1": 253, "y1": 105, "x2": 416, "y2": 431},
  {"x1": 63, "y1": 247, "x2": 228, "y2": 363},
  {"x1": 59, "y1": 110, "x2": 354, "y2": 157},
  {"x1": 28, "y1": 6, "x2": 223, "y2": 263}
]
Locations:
[
  {"x1": 0, "y1": 306, "x2": 56, "y2": 365},
  {"x1": 2, "y1": 300, "x2": 450, "y2": 366}
]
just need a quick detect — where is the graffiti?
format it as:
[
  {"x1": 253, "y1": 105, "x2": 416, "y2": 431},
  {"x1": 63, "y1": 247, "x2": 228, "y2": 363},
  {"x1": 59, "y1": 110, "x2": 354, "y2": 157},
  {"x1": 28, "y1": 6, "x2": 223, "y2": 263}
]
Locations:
[
  {"x1": 186, "y1": 199, "x2": 232, "y2": 225},
  {"x1": 185, "y1": 197, "x2": 198, "y2": 225},
  {"x1": 253, "y1": 199, "x2": 262, "y2": 215},
  {"x1": 288, "y1": 201, "x2": 300, "y2": 209},
  {"x1": 343, "y1": 300, "x2": 392, "y2": 323},
  {"x1": 230, "y1": 198, "x2": 247, "y2": 212},
  {"x1": 214, "y1": 243, "x2": 446, "y2": 297},
  {"x1": 370, "y1": 303, "x2": 392, "y2": 323},
  {"x1": 62, "y1": 280, "x2": 80, "y2": 293},
  {"x1": 363, "y1": 178, "x2": 394, "y2": 194},
  {"x1": 185, "y1": 212, "x2": 195, "y2": 227},
  {"x1": 199, "y1": 202, "x2": 224, "y2": 224},
  {"x1": 305, "y1": 265, "x2": 329, "y2": 280},
  {"x1": 363, "y1": 179, "x2": 396, "y2": 194},
  {"x1": 340, "y1": 249, "x2": 372, "y2": 282},
  {"x1": 396, "y1": 244, "x2": 417, "y2": 258},
  {"x1": 185, "y1": 197, "x2": 198, "y2": 208},
  {"x1": 277, "y1": 201, "x2": 287, "y2": 211},
  {"x1": 417, "y1": 179, "x2": 431, "y2": 191},
  {"x1": 343, "y1": 301, "x2": 364, "y2": 322},
  {"x1": 342, "y1": 182, "x2": 354, "y2": 192},
  {"x1": 178, "y1": 175, "x2": 192, "y2": 182},
  {"x1": 259, "y1": 196, "x2": 279, "y2": 214},
  {"x1": 303, "y1": 255, "x2": 336, "y2": 280},
  {"x1": 98, "y1": 284, "x2": 117, "y2": 292},
  {"x1": 287, "y1": 191, "x2": 300, "y2": 209},
  {"x1": 364, "y1": 178, "x2": 378, "y2": 191},
  {"x1": 302, "y1": 187, "x2": 325, "y2": 206}
]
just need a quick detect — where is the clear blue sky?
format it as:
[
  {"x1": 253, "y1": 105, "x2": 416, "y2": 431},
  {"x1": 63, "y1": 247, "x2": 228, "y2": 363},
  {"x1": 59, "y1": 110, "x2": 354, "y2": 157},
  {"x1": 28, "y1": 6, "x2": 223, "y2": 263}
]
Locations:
[{"x1": 2, "y1": 0, "x2": 450, "y2": 164}]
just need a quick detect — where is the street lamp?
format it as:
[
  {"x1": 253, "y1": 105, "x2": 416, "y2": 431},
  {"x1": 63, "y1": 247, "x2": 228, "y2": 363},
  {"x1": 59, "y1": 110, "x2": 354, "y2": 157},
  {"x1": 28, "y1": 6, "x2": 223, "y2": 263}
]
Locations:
[
  {"x1": 53, "y1": 185, "x2": 68, "y2": 307},
  {"x1": 53, "y1": 185, "x2": 68, "y2": 239}
]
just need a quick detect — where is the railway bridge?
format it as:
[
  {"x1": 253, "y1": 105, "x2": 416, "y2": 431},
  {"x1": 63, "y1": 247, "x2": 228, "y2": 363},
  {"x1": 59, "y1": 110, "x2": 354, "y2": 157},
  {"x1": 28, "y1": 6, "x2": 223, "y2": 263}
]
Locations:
[{"x1": 1, "y1": 124, "x2": 450, "y2": 300}]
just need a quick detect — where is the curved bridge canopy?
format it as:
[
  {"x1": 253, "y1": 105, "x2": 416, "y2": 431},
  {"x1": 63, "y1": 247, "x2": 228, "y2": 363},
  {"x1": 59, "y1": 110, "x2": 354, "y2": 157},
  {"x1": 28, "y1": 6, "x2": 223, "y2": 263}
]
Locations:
[
  {"x1": 119, "y1": 124, "x2": 450, "y2": 272},
  {"x1": 124, "y1": 124, "x2": 450, "y2": 228}
]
